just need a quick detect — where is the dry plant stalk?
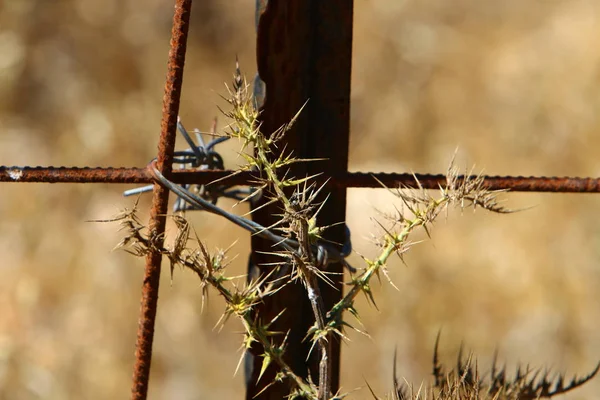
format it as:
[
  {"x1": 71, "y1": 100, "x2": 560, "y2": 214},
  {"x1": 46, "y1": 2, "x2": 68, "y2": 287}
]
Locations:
[
  {"x1": 106, "y1": 62, "x2": 598, "y2": 400},
  {"x1": 379, "y1": 334, "x2": 600, "y2": 400}
]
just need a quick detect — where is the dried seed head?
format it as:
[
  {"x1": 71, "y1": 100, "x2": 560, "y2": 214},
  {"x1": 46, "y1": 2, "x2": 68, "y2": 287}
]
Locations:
[{"x1": 232, "y1": 56, "x2": 245, "y2": 108}]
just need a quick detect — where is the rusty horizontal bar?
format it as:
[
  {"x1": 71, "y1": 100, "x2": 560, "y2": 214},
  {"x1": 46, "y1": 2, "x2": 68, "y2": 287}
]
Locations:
[
  {"x1": 333, "y1": 172, "x2": 600, "y2": 193},
  {"x1": 1, "y1": 165, "x2": 599, "y2": 193},
  {"x1": 0, "y1": 166, "x2": 151, "y2": 183},
  {"x1": 0, "y1": 166, "x2": 253, "y2": 185}
]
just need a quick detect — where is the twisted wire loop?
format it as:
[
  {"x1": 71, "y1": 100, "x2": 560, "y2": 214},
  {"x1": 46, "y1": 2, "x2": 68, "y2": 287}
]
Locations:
[
  {"x1": 146, "y1": 159, "x2": 354, "y2": 272},
  {"x1": 121, "y1": 109, "x2": 353, "y2": 271},
  {"x1": 124, "y1": 118, "x2": 254, "y2": 212}
]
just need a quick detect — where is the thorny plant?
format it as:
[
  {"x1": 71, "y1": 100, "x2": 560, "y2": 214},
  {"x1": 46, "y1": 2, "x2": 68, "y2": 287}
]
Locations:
[
  {"x1": 375, "y1": 333, "x2": 600, "y2": 400},
  {"x1": 107, "y1": 62, "x2": 598, "y2": 399}
]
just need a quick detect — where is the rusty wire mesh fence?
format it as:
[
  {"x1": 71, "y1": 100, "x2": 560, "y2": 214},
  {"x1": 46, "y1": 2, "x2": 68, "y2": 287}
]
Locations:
[{"x1": 2, "y1": 0, "x2": 600, "y2": 399}]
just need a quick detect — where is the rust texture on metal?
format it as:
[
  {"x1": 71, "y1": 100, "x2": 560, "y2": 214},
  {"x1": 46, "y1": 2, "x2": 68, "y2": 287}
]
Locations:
[
  {"x1": 0, "y1": 166, "x2": 152, "y2": 183},
  {"x1": 331, "y1": 172, "x2": 600, "y2": 193},
  {"x1": 0, "y1": 165, "x2": 255, "y2": 185},
  {"x1": 2, "y1": 165, "x2": 600, "y2": 193},
  {"x1": 0, "y1": 166, "x2": 600, "y2": 193},
  {"x1": 130, "y1": 1, "x2": 192, "y2": 400},
  {"x1": 246, "y1": 0, "x2": 354, "y2": 398}
]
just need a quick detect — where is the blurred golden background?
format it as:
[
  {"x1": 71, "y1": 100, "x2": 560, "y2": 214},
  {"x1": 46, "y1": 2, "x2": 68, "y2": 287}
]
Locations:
[{"x1": 1, "y1": 0, "x2": 600, "y2": 398}]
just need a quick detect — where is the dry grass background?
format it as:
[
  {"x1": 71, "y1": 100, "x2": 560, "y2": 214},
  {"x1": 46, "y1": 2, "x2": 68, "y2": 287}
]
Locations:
[{"x1": 1, "y1": 0, "x2": 600, "y2": 399}]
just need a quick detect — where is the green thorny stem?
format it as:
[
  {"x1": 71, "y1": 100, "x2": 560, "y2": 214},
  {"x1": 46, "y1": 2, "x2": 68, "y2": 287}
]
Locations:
[
  {"x1": 327, "y1": 168, "x2": 514, "y2": 342},
  {"x1": 223, "y1": 62, "x2": 333, "y2": 399},
  {"x1": 105, "y1": 202, "x2": 318, "y2": 398},
  {"x1": 223, "y1": 63, "x2": 514, "y2": 398},
  {"x1": 112, "y1": 61, "x2": 514, "y2": 400}
]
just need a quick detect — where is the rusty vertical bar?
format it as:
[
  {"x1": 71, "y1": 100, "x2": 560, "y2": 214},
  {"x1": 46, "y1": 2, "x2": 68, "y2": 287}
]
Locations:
[
  {"x1": 130, "y1": 1, "x2": 192, "y2": 399},
  {"x1": 247, "y1": 0, "x2": 353, "y2": 398}
]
